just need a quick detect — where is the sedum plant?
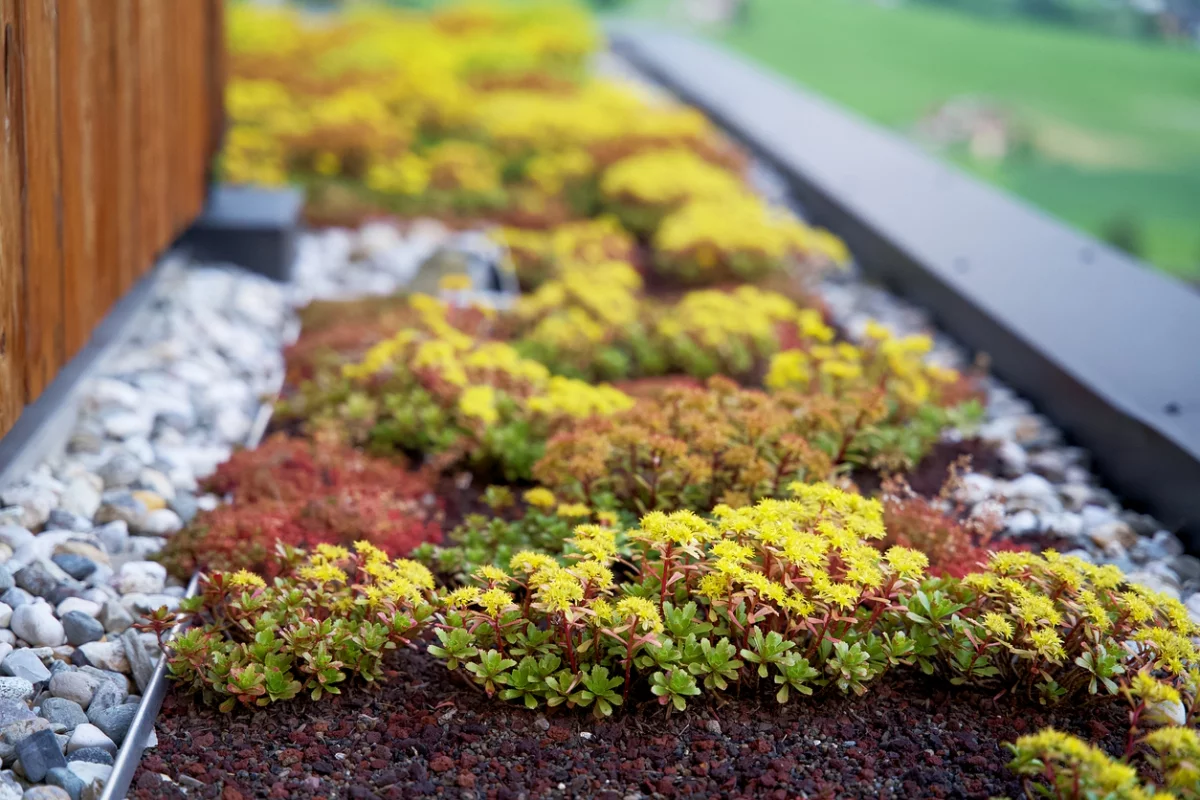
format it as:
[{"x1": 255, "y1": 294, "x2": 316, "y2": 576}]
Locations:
[
  {"x1": 431, "y1": 482, "x2": 935, "y2": 716},
  {"x1": 515, "y1": 281, "x2": 834, "y2": 384},
  {"x1": 766, "y1": 318, "x2": 983, "y2": 471},
  {"x1": 932, "y1": 550, "x2": 1198, "y2": 705},
  {"x1": 1008, "y1": 672, "x2": 1200, "y2": 799},
  {"x1": 278, "y1": 294, "x2": 633, "y2": 481},
  {"x1": 162, "y1": 542, "x2": 438, "y2": 712},
  {"x1": 411, "y1": 486, "x2": 628, "y2": 582},
  {"x1": 494, "y1": 215, "x2": 638, "y2": 290},
  {"x1": 428, "y1": 482, "x2": 1199, "y2": 719},
  {"x1": 533, "y1": 377, "x2": 834, "y2": 514},
  {"x1": 654, "y1": 194, "x2": 848, "y2": 285},
  {"x1": 156, "y1": 435, "x2": 441, "y2": 579},
  {"x1": 599, "y1": 149, "x2": 747, "y2": 235}
]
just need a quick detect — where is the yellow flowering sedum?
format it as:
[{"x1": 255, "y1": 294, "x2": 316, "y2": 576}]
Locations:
[
  {"x1": 655, "y1": 194, "x2": 847, "y2": 284},
  {"x1": 522, "y1": 488, "x2": 556, "y2": 510},
  {"x1": 306, "y1": 295, "x2": 633, "y2": 481}
]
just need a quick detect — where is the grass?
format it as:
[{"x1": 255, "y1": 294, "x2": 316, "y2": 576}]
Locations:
[{"x1": 620, "y1": 0, "x2": 1200, "y2": 280}]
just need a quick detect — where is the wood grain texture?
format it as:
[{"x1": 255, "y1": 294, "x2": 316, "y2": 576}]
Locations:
[
  {"x1": 134, "y1": 0, "x2": 162, "y2": 272},
  {"x1": 57, "y1": 0, "x2": 96, "y2": 359},
  {"x1": 91, "y1": 2, "x2": 118, "y2": 318},
  {"x1": 0, "y1": 0, "x2": 25, "y2": 434},
  {"x1": 17, "y1": 0, "x2": 64, "y2": 401},
  {"x1": 114, "y1": 0, "x2": 138, "y2": 297},
  {"x1": 0, "y1": 0, "x2": 221, "y2": 440}
]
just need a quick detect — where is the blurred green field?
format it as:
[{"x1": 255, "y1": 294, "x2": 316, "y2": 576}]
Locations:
[{"x1": 622, "y1": 0, "x2": 1200, "y2": 280}]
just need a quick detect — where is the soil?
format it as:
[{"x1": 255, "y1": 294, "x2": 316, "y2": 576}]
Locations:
[
  {"x1": 132, "y1": 646, "x2": 1126, "y2": 800},
  {"x1": 854, "y1": 438, "x2": 1001, "y2": 500}
]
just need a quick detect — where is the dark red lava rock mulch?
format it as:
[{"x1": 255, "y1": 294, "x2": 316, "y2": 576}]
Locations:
[{"x1": 131, "y1": 646, "x2": 1126, "y2": 800}]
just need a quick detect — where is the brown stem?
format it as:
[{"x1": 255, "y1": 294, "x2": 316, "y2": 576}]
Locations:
[{"x1": 659, "y1": 544, "x2": 674, "y2": 612}]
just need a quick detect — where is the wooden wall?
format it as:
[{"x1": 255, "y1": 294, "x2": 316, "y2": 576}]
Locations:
[{"x1": 0, "y1": 0, "x2": 224, "y2": 440}]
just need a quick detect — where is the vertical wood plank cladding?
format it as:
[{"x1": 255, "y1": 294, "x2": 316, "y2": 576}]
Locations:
[
  {"x1": 57, "y1": 0, "x2": 96, "y2": 359},
  {"x1": 0, "y1": 0, "x2": 26, "y2": 433},
  {"x1": 17, "y1": 0, "x2": 64, "y2": 401},
  {"x1": 91, "y1": 3, "x2": 118, "y2": 318},
  {"x1": 182, "y1": 0, "x2": 206, "y2": 223},
  {"x1": 205, "y1": 0, "x2": 225, "y2": 168},
  {"x1": 134, "y1": 0, "x2": 163, "y2": 273},
  {"x1": 114, "y1": 0, "x2": 138, "y2": 297},
  {"x1": 0, "y1": 0, "x2": 221, "y2": 442}
]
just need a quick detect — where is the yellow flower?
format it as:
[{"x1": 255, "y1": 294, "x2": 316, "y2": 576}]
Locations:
[
  {"x1": 354, "y1": 541, "x2": 388, "y2": 565},
  {"x1": 711, "y1": 540, "x2": 753, "y2": 564},
  {"x1": 981, "y1": 612, "x2": 1014, "y2": 641},
  {"x1": 697, "y1": 572, "x2": 731, "y2": 599},
  {"x1": 864, "y1": 320, "x2": 892, "y2": 341},
  {"x1": 392, "y1": 559, "x2": 435, "y2": 592},
  {"x1": 781, "y1": 592, "x2": 815, "y2": 617},
  {"x1": 570, "y1": 524, "x2": 618, "y2": 562},
  {"x1": 1119, "y1": 591, "x2": 1156, "y2": 625},
  {"x1": 1014, "y1": 593, "x2": 1063, "y2": 628},
  {"x1": 816, "y1": 581, "x2": 861, "y2": 610},
  {"x1": 537, "y1": 574, "x2": 584, "y2": 613},
  {"x1": 1126, "y1": 671, "x2": 1181, "y2": 705},
  {"x1": 474, "y1": 565, "x2": 510, "y2": 585},
  {"x1": 556, "y1": 503, "x2": 591, "y2": 519},
  {"x1": 574, "y1": 560, "x2": 614, "y2": 591},
  {"x1": 228, "y1": 570, "x2": 266, "y2": 589},
  {"x1": 614, "y1": 597, "x2": 663, "y2": 632},
  {"x1": 1028, "y1": 627, "x2": 1067, "y2": 662},
  {"x1": 313, "y1": 544, "x2": 352, "y2": 563},
  {"x1": 298, "y1": 563, "x2": 348, "y2": 584},
  {"x1": 523, "y1": 488, "x2": 556, "y2": 510},
  {"x1": 477, "y1": 588, "x2": 515, "y2": 617},
  {"x1": 459, "y1": 385, "x2": 499, "y2": 426},
  {"x1": 884, "y1": 546, "x2": 928, "y2": 581},
  {"x1": 438, "y1": 274, "x2": 473, "y2": 292},
  {"x1": 445, "y1": 586, "x2": 481, "y2": 609},
  {"x1": 509, "y1": 550, "x2": 559, "y2": 574}
]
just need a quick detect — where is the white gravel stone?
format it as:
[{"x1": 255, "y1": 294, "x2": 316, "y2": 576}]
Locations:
[
  {"x1": 76, "y1": 642, "x2": 128, "y2": 674},
  {"x1": 10, "y1": 604, "x2": 66, "y2": 647},
  {"x1": 54, "y1": 599, "x2": 101, "y2": 619},
  {"x1": 57, "y1": 479, "x2": 100, "y2": 521},
  {"x1": 1005, "y1": 510, "x2": 1039, "y2": 536},
  {"x1": 101, "y1": 411, "x2": 153, "y2": 440},
  {"x1": 66, "y1": 722, "x2": 116, "y2": 755},
  {"x1": 1088, "y1": 521, "x2": 1138, "y2": 550},
  {"x1": 138, "y1": 509, "x2": 182, "y2": 536},
  {"x1": 50, "y1": 672, "x2": 101, "y2": 710},
  {"x1": 86, "y1": 378, "x2": 141, "y2": 411},
  {"x1": 1041, "y1": 512, "x2": 1084, "y2": 540},
  {"x1": 66, "y1": 761, "x2": 113, "y2": 785},
  {"x1": 112, "y1": 562, "x2": 165, "y2": 595},
  {"x1": 1004, "y1": 474, "x2": 1062, "y2": 515},
  {"x1": 0, "y1": 678, "x2": 33, "y2": 701}
]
